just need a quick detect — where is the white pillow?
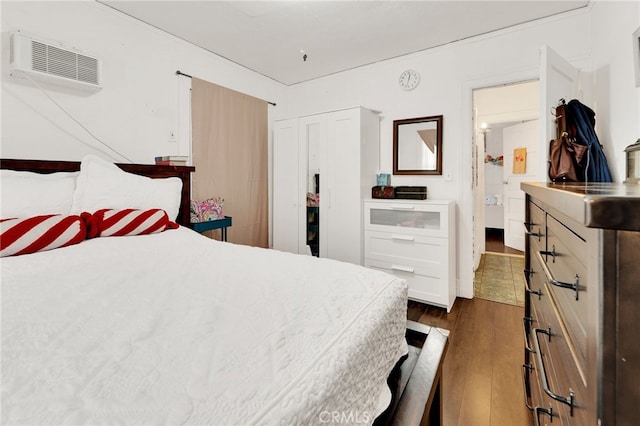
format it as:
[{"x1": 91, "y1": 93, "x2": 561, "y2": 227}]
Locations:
[
  {"x1": 70, "y1": 155, "x2": 183, "y2": 221},
  {"x1": 1, "y1": 170, "x2": 79, "y2": 218}
]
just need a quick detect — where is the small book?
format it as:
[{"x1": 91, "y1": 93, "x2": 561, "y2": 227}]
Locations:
[
  {"x1": 155, "y1": 160, "x2": 188, "y2": 166},
  {"x1": 154, "y1": 155, "x2": 189, "y2": 162}
]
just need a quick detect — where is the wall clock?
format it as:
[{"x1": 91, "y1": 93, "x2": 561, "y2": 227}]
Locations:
[{"x1": 399, "y1": 69, "x2": 420, "y2": 91}]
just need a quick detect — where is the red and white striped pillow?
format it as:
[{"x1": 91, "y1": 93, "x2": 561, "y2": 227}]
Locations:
[
  {"x1": 82, "y1": 208, "x2": 178, "y2": 238},
  {"x1": 0, "y1": 214, "x2": 86, "y2": 257}
]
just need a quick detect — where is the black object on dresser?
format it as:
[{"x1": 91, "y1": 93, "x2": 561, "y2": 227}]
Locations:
[{"x1": 521, "y1": 182, "x2": 640, "y2": 426}]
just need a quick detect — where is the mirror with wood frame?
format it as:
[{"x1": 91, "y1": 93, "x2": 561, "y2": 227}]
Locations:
[{"x1": 393, "y1": 115, "x2": 443, "y2": 175}]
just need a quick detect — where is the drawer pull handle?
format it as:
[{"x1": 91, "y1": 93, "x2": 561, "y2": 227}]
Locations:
[
  {"x1": 540, "y1": 245, "x2": 556, "y2": 262},
  {"x1": 535, "y1": 250, "x2": 581, "y2": 301},
  {"x1": 391, "y1": 264, "x2": 415, "y2": 273},
  {"x1": 533, "y1": 328, "x2": 575, "y2": 415},
  {"x1": 538, "y1": 325, "x2": 553, "y2": 343},
  {"x1": 523, "y1": 269, "x2": 543, "y2": 300},
  {"x1": 391, "y1": 205, "x2": 415, "y2": 210},
  {"x1": 521, "y1": 364, "x2": 534, "y2": 411},
  {"x1": 524, "y1": 222, "x2": 543, "y2": 242},
  {"x1": 522, "y1": 317, "x2": 536, "y2": 354},
  {"x1": 534, "y1": 406, "x2": 555, "y2": 426},
  {"x1": 391, "y1": 235, "x2": 415, "y2": 241},
  {"x1": 525, "y1": 279, "x2": 543, "y2": 301}
]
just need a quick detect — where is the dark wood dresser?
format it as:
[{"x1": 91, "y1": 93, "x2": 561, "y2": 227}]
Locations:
[{"x1": 521, "y1": 182, "x2": 640, "y2": 426}]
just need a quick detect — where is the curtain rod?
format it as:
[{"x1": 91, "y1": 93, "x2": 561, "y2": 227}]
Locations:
[{"x1": 176, "y1": 70, "x2": 276, "y2": 106}]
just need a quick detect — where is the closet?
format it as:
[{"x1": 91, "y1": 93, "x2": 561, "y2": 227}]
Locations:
[{"x1": 272, "y1": 106, "x2": 380, "y2": 265}]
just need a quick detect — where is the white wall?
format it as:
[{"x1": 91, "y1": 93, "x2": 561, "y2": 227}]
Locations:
[
  {"x1": 1, "y1": 0, "x2": 286, "y2": 163},
  {"x1": 284, "y1": 8, "x2": 595, "y2": 298},
  {"x1": 2, "y1": 1, "x2": 637, "y2": 301},
  {"x1": 589, "y1": 0, "x2": 640, "y2": 181}
]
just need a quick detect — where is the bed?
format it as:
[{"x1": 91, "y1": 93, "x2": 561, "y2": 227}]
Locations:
[{"x1": 1, "y1": 156, "x2": 447, "y2": 425}]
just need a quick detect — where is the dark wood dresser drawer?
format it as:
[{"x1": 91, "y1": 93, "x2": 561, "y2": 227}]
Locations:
[
  {"x1": 526, "y1": 250, "x2": 550, "y2": 329},
  {"x1": 526, "y1": 200, "x2": 546, "y2": 253},
  {"x1": 526, "y1": 250, "x2": 590, "y2": 424},
  {"x1": 522, "y1": 182, "x2": 640, "y2": 426},
  {"x1": 528, "y1": 344, "x2": 571, "y2": 426},
  {"x1": 533, "y1": 282, "x2": 591, "y2": 425},
  {"x1": 526, "y1": 296, "x2": 576, "y2": 426},
  {"x1": 543, "y1": 214, "x2": 588, "y2": 373}
]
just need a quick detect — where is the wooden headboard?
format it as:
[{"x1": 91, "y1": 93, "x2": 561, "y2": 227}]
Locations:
[{"x1": 0, "y1": 158, "x2": 195, "y2": 227}]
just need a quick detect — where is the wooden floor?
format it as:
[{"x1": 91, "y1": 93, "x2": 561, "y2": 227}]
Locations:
[
  {"x1": 408, "y1": 299, "x2": 533, "y2": 426},
  {"x1": 485, "y1": 228, "x2": 523, "y2": 256}
]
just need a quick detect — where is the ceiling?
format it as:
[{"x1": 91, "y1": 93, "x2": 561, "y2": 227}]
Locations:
[{"x1": 100, "y1": 1, "x2": 589, "y2": 86}]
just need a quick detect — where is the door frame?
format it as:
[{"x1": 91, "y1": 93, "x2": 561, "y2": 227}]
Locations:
[
  {"x1": 460, "y1": 50, "x2": 590, "y2": 300},
  {"x1": 460, "y1": 68, "x2": 538, "y2": 299}
]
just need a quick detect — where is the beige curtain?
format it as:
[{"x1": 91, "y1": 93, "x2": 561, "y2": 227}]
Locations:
[{"x1": 191, "y1": 78, "x2": 268, "y2": 247}]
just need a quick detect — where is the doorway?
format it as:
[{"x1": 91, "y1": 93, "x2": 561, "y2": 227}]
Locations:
[{"x1": 472, "y1": 80, "x2": 538, "y2": 306}]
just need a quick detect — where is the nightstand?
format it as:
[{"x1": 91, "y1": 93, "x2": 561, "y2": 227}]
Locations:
[{"x1": 191, "y1": 216, "x2": 232, "y2": 241}]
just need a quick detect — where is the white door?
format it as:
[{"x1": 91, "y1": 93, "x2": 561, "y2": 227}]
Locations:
[
  {"x1": 272, "y1": 119, "x2": 300, "y2": 253},
  {"x1": 538, "y1": 45, "x2": 579, "y2": 179},
  {"x1": 496, "y1": 44, "x2": 580, "y2": 252},
  {"x1": 324, "y1": 108, "x2": 360, "y2": 264},
  {"x1": 503, "y1": 120, "x2": 539, "y2": 251}
]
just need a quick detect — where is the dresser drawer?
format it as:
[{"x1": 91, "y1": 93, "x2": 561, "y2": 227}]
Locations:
[
  {"x1": 364, "y1": 200, "x2": 451, "y2": 238},
  {"x1": 525, "y1": 249, "x2": 591, "y2": 425},
  {"x1": 526, "y1": 200, "x2": 546, "y2": 253},
  {"x1": 364, "y1": 230, "x2": 446, "y2": 275},
  {"x1": 365, "y1": 259, "x2": 448, "y2": 307},
  {"x1": 526, "y1": 249, "x2": 551, "y2": 330},
  {"x1": 542, "y1": 214, "x2": 588, "y2": 371},
  {"x1": 528, "y1": 345, "x2": 570, "y2": 426},
  {"x1": 532, "y1": 283, "x2": 592, "y2": 425},
  {"x1": 526, "y1": 301, "x2": 569, "y2": 426}
]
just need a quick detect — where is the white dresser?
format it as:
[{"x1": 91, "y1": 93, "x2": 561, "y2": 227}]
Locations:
[{"x1": 363, "y1": 199, "x2": 456, "y2": 312}]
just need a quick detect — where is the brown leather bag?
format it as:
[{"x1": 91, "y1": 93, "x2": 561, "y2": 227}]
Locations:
[
  {"x1": 548, "y1": 133, "x2": 587, "y2": 182},
  {"x1": 548, "y1": 102, "x2": 588, "y2": 182}
]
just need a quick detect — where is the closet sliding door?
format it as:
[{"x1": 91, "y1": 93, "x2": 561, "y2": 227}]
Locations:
[
  {"x1": 324, "y1": 109, "x2": 361, "y2": 264},
  {"x1": 272, "y1": 118, "x2": 300, "y2": 253}
]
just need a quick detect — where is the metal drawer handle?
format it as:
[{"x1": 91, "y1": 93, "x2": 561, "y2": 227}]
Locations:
[
  {"x1": 535, "y1": 250, "x2": 581, "y2": 301},
  {"x1": 391, "y1": 264, "x2": 415, "y2": 273},
  {"x1": 524, "y1": 222, "x2": 543, "y2": 242},
  {"x1": 533, "y1": 328, "x2": 575, "y2": 415},
  {"x1": 391, "y1": 235, "x2": 415, "y2": 241},
  {"x1": 524, "y1": 269, "x2": 543, "y2": 300},
  {"x1": 540, "y1": 245, "x2": 556, "y2": 262},
  {"x1": 534, "y1": 406, "x2": 555, "y2": 425},
  {"x1": 522, "y1": 317, "x2": 536, "y2": 354},
  {"x1": 521, "y1": 364, "x2": 534, "y2": 411},
  {"x1": 538, "y1": 325, "x2": 553, "y2": 343}
]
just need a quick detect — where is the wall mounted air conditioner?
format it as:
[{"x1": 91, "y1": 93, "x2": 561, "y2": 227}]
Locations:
[{"x1": 9, "y1": 31, "x2": 102, "y2": 92}]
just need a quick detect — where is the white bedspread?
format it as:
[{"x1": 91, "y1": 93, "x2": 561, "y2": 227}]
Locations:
[{"x1": 1, "y1": 227, "x2": 408, "y2": 425}]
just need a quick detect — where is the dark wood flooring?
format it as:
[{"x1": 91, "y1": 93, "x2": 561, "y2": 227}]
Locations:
[
  {"x1": 485, "y1": 228, "x2": 523, "y2": 256},
  {"x1": 408, "y1": 298, "x2": 533, "y2": 426}
]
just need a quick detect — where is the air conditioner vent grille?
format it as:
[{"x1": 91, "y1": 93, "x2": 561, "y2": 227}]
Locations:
[
  {"x1": 32, "y1": 41, "x2": 47, "y2": 72},
  {"x1": 30, "y1": 39, "x2": 99, "y2": 85}
]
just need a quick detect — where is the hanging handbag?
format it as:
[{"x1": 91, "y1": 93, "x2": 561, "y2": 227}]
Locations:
[{"x1": 548, "y1": 133, "x2": 588, "y2": 182}]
